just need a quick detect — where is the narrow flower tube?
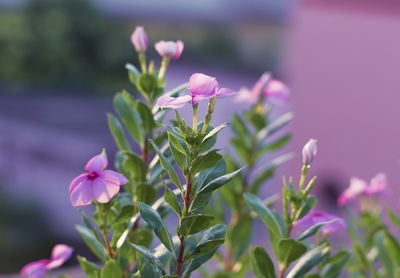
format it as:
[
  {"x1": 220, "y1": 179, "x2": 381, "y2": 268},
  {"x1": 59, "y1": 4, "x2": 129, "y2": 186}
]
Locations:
[
  {"x1": 302, "y1": 139, "x2": 318, "y2": 165},
  {"x1": 131, "y1": 26, "x2": 148, "y2": 52}
]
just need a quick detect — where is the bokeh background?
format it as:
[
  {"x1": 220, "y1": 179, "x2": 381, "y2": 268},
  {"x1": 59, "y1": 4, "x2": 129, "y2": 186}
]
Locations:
[{"x1": 1, "y1": 0, "x2": 400, "y2": 276}]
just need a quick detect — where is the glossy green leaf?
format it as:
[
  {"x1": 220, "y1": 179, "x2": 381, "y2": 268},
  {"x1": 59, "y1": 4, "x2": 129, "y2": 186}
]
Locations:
[
  {"x1": 286, "y1": 244, "x2": 331, "y2": 278},
  {"x1": 77, "y1": 256, "x2": 101, "y2": 278},
  {"x1": 130, "y1": 243, "x2": 165, "y2": 273},
  {"x1": 295, "y1": 196, "x2": 318, "y2": 221},
  {"x1": 135, "y1": 183, "x2": 157, "y2": 204},
  {"x1": 258, "y1": 133, "x2": 291, "y2": 156},
  {"x1": 187, "y1": 239, "x2": 225, "y2": 260},
  {"x1": 113, "y1": 91, "x2": 143, "y2": 144},
  {"x1": 250, "y1": 246, "x2": 276, "y2": 278},
  {"x1": 169, "y1": 140, "x2": 187, "y2": 170},
  {"x1": 320, "y1": 251, "x2": 350, "y2": 278},
  {"x1": 168, "y1": 131, "x2": 188, "y2": 154},
  {"x1": 231, "y1": 114, "x2": 249, "y2": 136},
  {"x1": 150, "y1": 139, "x2": 182, "y2": 191},
  {"x1": 197, "y1": 167, "x2": 245, "y2": 195},
  {"x1": 126, "y1": 63, "x2": 140, "y2": 84},
  {"x1": 256, "y1": 112, "x2": 294, "y2": 141},
  {"x1": 278, "y1": 238, "x2": 307, "y2": 268},
  {"x1": 191, "y1": 150, "x2": 222, "y2": 174},
  {"x1": 164, "y1": 185, "x2": 182, "y2": 217},
  {"x1": 76, "y1": 225, "x2": 108, "y2": 262},
  {"x1": 137, "y1": 202, "x2": 174, "y2": 253},
  {"x1": 137, "y1": 73, "x2": 158, "y2": 96},
  {"x1": 122, "y1": 152, "x2": 147, "y2": 182},
  {"x1": 297, "y1": 219, "x2": 339, "y2": 241},
  {"x1": 179, "y1": 215, "x2": 215, "y2": 236},
  {"x1": 78, "y1": 209, "x2": 103, "y2": 243},
  {"x1": 202, "y1": 122, "x2": 230, "y2": 143},
  {"x1": 137, "y1": 100, "x2": 155, "y2": 133},
  {"x1": 101, "y1": 259, "x2": 123, "y2": 278},
  {"x1": 107, "y1": 113, "x2": 132, "y2": 152},
  {"x1": 195, "y1": 160, "x2": 226, "y2": 194}
]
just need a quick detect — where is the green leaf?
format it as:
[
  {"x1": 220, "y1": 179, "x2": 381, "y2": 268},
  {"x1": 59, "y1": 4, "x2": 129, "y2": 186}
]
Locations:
[
  {"x1": 122, "y1": 152, "x2": 147, "y2": 182},
  {"x1": 231, "y1": 114, "x2": 249, "y2": 135},
  {"x1": 130, "y1": 243, "x2": 165, "y2": 273},
  {"x1": 278, "y1": 238, "x2": 307, "y2": 268},
  {"x1": 195, "y1": 159, "x2": 226, "y2": 194},
  {"x1": 115, "y1": 241, "x2": 136, "y2": 271},
  {"x1": 286, "y1": 244, "x2": 331, "y2": 278},
  {"x1": 150, "y1": 139, "x2": 182, "y2": 191},
  {"x1": 113, "y1": 91, "x2": 143, "y2": 145},
  {"x1": 107, "y1": 113, "x2": 132, "y2": 152},
  {"x1": 388, "y1": 209, "x2": 400, "y2": 230},
  {"x1": 137, "y1": 73, "x2": 158, "y2": 96},
  {"x1": 101, "y1": 259, "x2": 123, "y2": 278},
  {"x1": 197, "y1": 167, "x2": 245, "y2": 195},
  {"x1": 382, "y1": 229, "x2": 400, "y2": 265},
  {"x1": 258, "y1": 133, "x2": 291, "y2": 156},
  {"x1": 137, "y1": 202, "x2": 174, "y2": 253},
  {"x1": 202, "y1": 122, "x2": 230, "y2": 143},
  {"x1": 76, "y1": 225, "x2": 108, "y2": 262},
  {"x1": 297, "y1": 219, "x2": 340, "y2": 241},
  {"x1": 77, "y1": 256, "x2": 101, "y2": 278},
  {"x1": 189, "y1": 239, "x2": 225, "y2": 259},
  {"x1": 256, "y1": 112, "x2": 294, "y2": 141},
  {"x1": 226, "y1": 213, "x2": 253, "y2": 261},
  {"x1": 169, "y1": 140, "x2": 187, "y2": 170},
  {"x1": 111, "y1": 205, "x2": 135, "y2": 225},
  {"x1": 135, "y1": 183, "x2": 157, "y2": 204},
  {"x1": 179, "y1": 215, "x2": 215, "y2": 236},
  {"x1": 126, "y1": 63, "x2": 140, "y2": 84},
  {"x1": 168, "y1": 131, "x2": 188, "y2": 154},
  {"x1": 320, "y1": 251, "x2": 350, "y2": 278},
  {"x1": 137, "y1": 100, "x2": 156, "y2": 133},
  {"x1": 244, "y1": 193, "x2": 282, "y2": 255},
  {"x1": 191, "y1": 150, "x2": 222, "y2": 174},
  {"x1": 129, "y1": 228, "x2": 154, "y2": 247},
  {"x1": 164, "y1": 185, "x2": 182, "y2": 217},
  {"x1": 78, "y1": 209, "x2": 103, "y2": 243},
  {"x1": 250, "y1": 246, "x2": 276, "y2": 278},
  {"x1": 295, "y1": 196, "x2": 318, "y2": 221}
]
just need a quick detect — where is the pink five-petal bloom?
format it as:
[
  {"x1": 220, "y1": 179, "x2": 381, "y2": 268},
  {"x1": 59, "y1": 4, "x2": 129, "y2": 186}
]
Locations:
[
  {"x1": 364, "y1": 172, "x2": 387, "y2": 196},
  {"x1": 295, "y1": 209, "x2": 346, "y2": 235},
  {"x1": 155, "y1": 40, "x2": 184, "y2": 60},
  {"x1": 131, "y1": 26, "x2": 148, "y2": 52},
  {"x1": 235, "y1": 72, "x2": 271, "y2": 104},
  {"x1": 20, "y1": 244, "x2": 73, "y2": 278},
  {"x1": 337, "y1": 177, "x2": 368, "y2": 206},
  {"x1": 264, "y1": 79, "x2": 290, "y2": 103},
  {"x1": 69, "y1": 152, "x2": 128, "y2": 207}
]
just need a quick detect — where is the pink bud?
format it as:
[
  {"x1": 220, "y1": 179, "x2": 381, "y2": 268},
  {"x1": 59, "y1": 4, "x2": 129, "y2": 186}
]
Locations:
[
  {"x1": 155, "y1": 40, "x2": 184, "y2": 60},
  {"x1": 131, "y1": 26, "x2": 148, "y2": 52},
  {"x1": 302, "y1": 139, "x2": 317, "y2": 165}
]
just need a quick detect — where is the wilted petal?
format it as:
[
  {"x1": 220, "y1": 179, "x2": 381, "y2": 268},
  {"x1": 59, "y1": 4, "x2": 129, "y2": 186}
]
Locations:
[
  {"x1": 85, "y1": 153, "x2": 108, "y2": 173},
  {"x1": 69, "y1": 173, "x2": 89, "y2": 194},
  {"x1": 216, "y1": 87, "x2": 236, "y2": 97},
  {"x1": 103, "y1": 170, "x2": 129, "y2": 185},
  {"x1": 264, "y1": 79, "x2": 290, "y2": 103},
  {"x1": 46, "y1": 244, "x2": 73, "y2": 269},
  {"x1": 92, "y1": 178, "x2": 120, "y2": 203},
  {"x1": 20, "y1": 260, "x2": 49, "y2": 278},
  {"x1": 338, "y1": 177, "x2": 368, "y2": 206},
  {"x1": 171, "y1": 40, "x2": 184, "y2": 60},
  {"x1": 365, "y1": 173, "x2": 387, "y2": 195},
  {"x1": 189, "y1": 73, "x2": 218, "y2": 98},
  {"x1": 70, "y1": 180, "x2": 93, "y2": 207},
  {"x1": 156, "y1": 95, "x2": 192, "y2": 109}
]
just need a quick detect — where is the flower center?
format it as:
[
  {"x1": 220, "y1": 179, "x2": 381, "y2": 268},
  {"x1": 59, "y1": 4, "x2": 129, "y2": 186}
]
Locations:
[{"x1": 88, "y1": 172, "x2": 99, "y2": 181}]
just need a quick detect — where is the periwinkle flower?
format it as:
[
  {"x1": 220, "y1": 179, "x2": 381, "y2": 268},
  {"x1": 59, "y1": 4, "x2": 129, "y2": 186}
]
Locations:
[
  {"x1": 263, "y1": 79, "x2": 290, "y2": 103},
  {"x1": 20, "y1": 244, "x2": 73, "y2": 278},
  {"x1": 69, "y1": 151, "x2": 128, "y2": 207},
  {"x1": 302, "y1": 139, "x2": 318, "y2": 165},
  {"x1": 156, "y1": 73, "x2": 234, "y2": 109},
  {"x1": 338, "y1": 173, "x2": 387, "y2": 206},
  {"x1": 131, "y1": 26, "x2": 148, "y2": 52},
  {"x1": 295, "y1": 209, "x2": 346, "y2": 235},
  {"x1": 155, "y1": 40, "x2": 184, "y2": 60}
]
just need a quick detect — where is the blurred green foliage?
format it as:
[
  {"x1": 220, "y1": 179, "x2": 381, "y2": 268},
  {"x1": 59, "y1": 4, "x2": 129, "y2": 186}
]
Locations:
[{"x1": 0, "y1": 0, "x2": 133, "y2": 94}]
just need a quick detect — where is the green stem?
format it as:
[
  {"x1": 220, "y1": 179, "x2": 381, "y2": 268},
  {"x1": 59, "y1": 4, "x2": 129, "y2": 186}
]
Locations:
[
  {"x1": 298, "y1": 164, "x2": 309, "y2": 193},
  {"x1": 158, "y1": 57, "x2": 170, "y2": 81},
  {"x1": 138, "y1": 52, "x2": 147, "y2": 74},
  {"x1": 99, "y1": 204, "x2": 114, "y2": 258},
  {"x1": 192, "y1": 103, "x2": 198, "y2": 132}
]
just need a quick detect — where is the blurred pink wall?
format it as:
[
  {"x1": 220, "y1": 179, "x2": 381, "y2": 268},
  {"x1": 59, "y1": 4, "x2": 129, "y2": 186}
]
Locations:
[{"x1": 283, "y1": 0, "x2": 400, "y2": 209}]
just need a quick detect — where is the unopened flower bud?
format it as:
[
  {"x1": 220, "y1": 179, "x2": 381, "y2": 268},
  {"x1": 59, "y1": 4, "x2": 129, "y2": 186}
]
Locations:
[
  {"x1": 131, "y1": 26, "x2": 148, "y2": 52},
  {"x1": 302, "y1": 139, "x2": 317, "y2": 165}
]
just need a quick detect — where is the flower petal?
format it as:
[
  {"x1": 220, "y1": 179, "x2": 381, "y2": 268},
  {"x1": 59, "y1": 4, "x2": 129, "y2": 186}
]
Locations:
[
  {"x1": 69, "y1": 173, "x2": 89, "y2": 194},
  {"x1": 70, "y1": 180, "x2": 93, "y2": 207},
  {"x1": 171, "y1": 40, "x2": 184, "y2": 60},
  {"x1": 295, "y1": 209, "x2": 345, "y2": 235},
  {"x1": 156, "y1": 95, "x2": 192, "y2": 109},
  {"x1": 46, "y1": 244, "x2": 73, "y2": 270},
  {"x1": 20, "y1": 260, "x2": 49, "y2": 278},
  {"x1": 92, "y1": 178, "x2": 120, "y2": 203},
  {"x1": 235, "y1": 87, "x2": 258, "y2": 104},
  {"x1": 103, "y1": 170, "x2": 129, "y2": 185},
  {"x1": 337, "y1": 177, "x2": 367, "y2": 206},
  {"x1": 216, "y1": 87, "x2": 236, "y2": 97},
  {"x1": 85, "y1": 153, "x2": 108, "y2": 173},
  {"x1": 365, "y1": 172, "x2": 387, "y2": 195},
  {"x1": 155, "y1": 40, "x2": 177, "y2": 58},
  {"x1": 189, "y1": 73, "x2": 218, "y2": 98},
  {"x1": 264, "y1": 79, "x2": 290, "y2": 103}
]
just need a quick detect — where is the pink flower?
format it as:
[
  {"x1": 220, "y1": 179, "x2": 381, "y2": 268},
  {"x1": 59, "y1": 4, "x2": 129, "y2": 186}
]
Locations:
[
  {"x1": 156, "y1": 73, "x2": 235, "y2": 109},
  {"x1": 295, "y1": 209, "x2": 346, "y2": 235},
  {"x1": 131, "y1": 26, "x2": 148, "y2": 52},
  {"x1": 302, "y1": 138, "x2": 318, "y2": 165},
  {"x1": 69, "y1": 151, "x2": 128, "y2": 207},
  {"x1": 338, "y1": 173, "x2": 387, "y2": 206},
  {"x1": 155, "y1": 40, "x2": 184, "y2": 60},
  {"x1": 264, "y1": 79, "x2": 290, "y2": 103},
  {"x1": 20, "y1": 244, "x2": 73, "y2": 278}
]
